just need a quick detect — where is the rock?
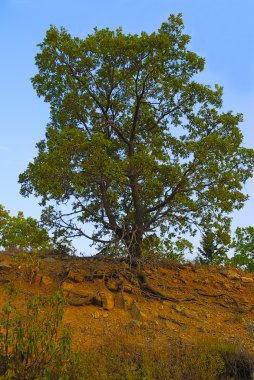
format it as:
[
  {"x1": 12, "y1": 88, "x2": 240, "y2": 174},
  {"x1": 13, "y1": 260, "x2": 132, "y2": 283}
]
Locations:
[
  {"x1": 68, "y1": 269, "x2": 84, "y2": 283},
  {"x1": 150, "y1": 320, "x2": 159, "y2": 326},
  {"x1": 129, "y1": 320, "x2": 142, "y2": 328},
  {"x1": 34, "y1": 274, "x2": 42, "y2": 285},
  {"x1": 228, "y1": 272, "x2": 240, "y2": 281},
  {"x1": 181, "y1": 309, "x2": 199, "y2": 320},
  {"x1": 222, "y1": 283, "x2": 231, "y2": 290},
  {"x1": 92, "y1": 311, "x2": 100, "y2": 319},
  {"x1": 131, "y1": 302, "x2": 147, "y2": 321},
  {"x1": 61, "y1": 281, "x2": 75, "y2": 295},
  {"x1": 198, "y1": 312, "x2": 208, "y2": 320},
  {"x1": 0, "y1": 263, "x2": 12, "y2": 270},
  {"x1": 68, "y1": 295, "x2": 90, "y2": 306},
  {"x1": 106, "y1": 280, "x2": 119, "y2": 292},
  {"x1": 61, "y1": 281, "x2": 102, "y2": 306},
  {"x1": 241, "y1": 277, "x2": 253, "y2": 283},
  {"x1": 99, "y1": 291, "x2": 115, "y2": 310},
  {"x1": 43, "y1": 257, "x2": 57, "y2": 263},
  {"x1": 220, "y1": 269, "x2": 240, "y2": 281},
  {"x1": 123, "y1": 284, "x2": 133, "y2": 293},
  {"x1": 114, "y1": 293, "x2": 133, "y2": 310},
  {"x1": 172, "y1": 304, "x2": 182, "y2": 313},
  {"x1": 41, "y1": 275, "x2": 54, "y2": 288},
  {"x1": 69, "y1": 293, "x2": 101, "y2": 307}
]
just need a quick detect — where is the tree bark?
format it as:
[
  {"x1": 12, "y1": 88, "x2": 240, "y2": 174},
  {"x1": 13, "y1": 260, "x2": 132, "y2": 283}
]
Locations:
[{"x1": 128, "y1": 229, "x2": 143, "y2": 259}]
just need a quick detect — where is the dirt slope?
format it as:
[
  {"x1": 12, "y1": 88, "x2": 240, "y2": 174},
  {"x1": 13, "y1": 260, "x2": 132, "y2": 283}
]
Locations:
[{"x1": 1, "y1": 251, "x2": 254, "y2": 353}]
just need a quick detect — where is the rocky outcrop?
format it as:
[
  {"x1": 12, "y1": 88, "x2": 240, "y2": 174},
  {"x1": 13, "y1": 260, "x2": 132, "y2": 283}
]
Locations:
[{"x1": 131, "y1": 302, "x2": 147, "y2": 321}]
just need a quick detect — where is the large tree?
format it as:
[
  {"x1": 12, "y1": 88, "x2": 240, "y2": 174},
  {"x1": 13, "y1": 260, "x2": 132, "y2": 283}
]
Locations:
[{"x1": 19, "y1": 15, "x2": 254, "y2": 259}]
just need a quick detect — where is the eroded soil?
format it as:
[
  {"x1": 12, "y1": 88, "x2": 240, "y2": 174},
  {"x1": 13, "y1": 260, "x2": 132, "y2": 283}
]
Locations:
[{"x1": 1, "y1": 251, "x2": 254, "y2": 353}]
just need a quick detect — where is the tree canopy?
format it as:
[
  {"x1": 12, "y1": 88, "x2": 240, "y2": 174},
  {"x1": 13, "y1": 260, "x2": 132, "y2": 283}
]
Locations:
[
  {"x1": 0, "y1": 204, "x2": 51, "y2": 253},
  {"x1": 19, "y1": 14, "x2": 254, "y2": 259},
  {"x1": 231, "y1": 227, "x2": 254, "y2": 272}
]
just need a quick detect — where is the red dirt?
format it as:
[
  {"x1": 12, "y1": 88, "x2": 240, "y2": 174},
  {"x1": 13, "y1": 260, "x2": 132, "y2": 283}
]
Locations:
[{"x1": 1, "y1": 251, "x2": 254, "y2": 353}]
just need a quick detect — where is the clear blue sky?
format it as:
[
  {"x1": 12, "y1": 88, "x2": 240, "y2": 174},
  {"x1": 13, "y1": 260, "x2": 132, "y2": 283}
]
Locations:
[{"x1": 0, "y1": 0, "x2": 253, "y2": 254}]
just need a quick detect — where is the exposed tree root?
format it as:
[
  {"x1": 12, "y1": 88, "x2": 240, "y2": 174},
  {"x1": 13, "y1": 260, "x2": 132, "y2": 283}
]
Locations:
[
  {"x1": 137, "y1": 272, "x2": 196, "y2": 302},
  {"x1": 197, "y1": 292, "x2": 241, "y2": 312},
  {"x1": 158, "y1": 315, "x2": 185, "y2": 326}
]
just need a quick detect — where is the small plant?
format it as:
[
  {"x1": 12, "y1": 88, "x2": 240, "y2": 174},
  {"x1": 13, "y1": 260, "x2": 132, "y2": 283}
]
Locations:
[
  {"x1": 15, "y1": 250, "x2": 43, "y2": 284},
  {"x1": 232, "y1": 313, "x2": 243, "y2": 324},
  {"x1": 0, "y1": 288, "x2": 80, "y2": 379}
]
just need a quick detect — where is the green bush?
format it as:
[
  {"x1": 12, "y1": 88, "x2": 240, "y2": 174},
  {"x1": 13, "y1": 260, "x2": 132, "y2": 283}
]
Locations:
[
  {"x1": 0, "y1": 287, "x2": 80, "y2": 379},
  {"x1": 0, "y1": 205, "x2": 51, "y2": 254},
  {"x1": 0, "y1": 287, "x2": 253, "y2": 379}
]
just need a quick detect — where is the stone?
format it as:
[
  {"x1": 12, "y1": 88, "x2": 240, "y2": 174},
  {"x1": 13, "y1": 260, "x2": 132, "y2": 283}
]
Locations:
[
  {"x1": 43, "y1": 257, "x2": 57, "y2": 263},
  {"x1": 99, "y1": 291, "x2": 115, "y2": 310},
  {"x1": 197, "y1": 327, "x2": 206, "y2": 333},
  {"x1": 123, "y1": 284, "x2": 133, "y2": 293},
  {"x1": 68, "y1": 295, "x2": 89, "y2": 306},
  {"x1": 129, "y1": 320, "x2": 142, "y2": 328},
  {"x1": 0, "y1": 263, "x2": 12, "y2": 270},
  {"x1": 92, "y1": 311, "x2": 100, "y2": 319},
  {"x1": 131, "y1": 302, "x2": 147, "y2": 321},
  {"x1": 61, "y1": 281, "x2": 102, "y2": 306},
  {"x1": 114, "y1": 293, "x2": 133, "y2": 310},
  {"x1": 34, "y1": 274, "x2": 42, "y2": 285},
  {"x1": 41, "y1": 275, "x2": 54, "y2": 288},
  {"x1": 223, "y1": 283, "x2": 231, "y2": 290},
  {"x1": 241, "y1": 277, "x2": 254, "y2": 283},
  {"x1": 220, "y1": 269, "x2": 240, "y2": 281},
  {"x1": 172, "y1": 304, "x2": 182, "y2": 313},
  {"x1": 68, "y1": 269, "x2": 84, "y2": 283},
  {"x1": 228, "y1": 272, "x2": 240, "y2": 281},
  {"x1": 106, "y1": 280, "x2": 119, "y2": 292},
  {"x1": 61, "y1": 281, "x2": 75, "y2": 295},
  {"x1": 150, "y1": 320, "x2": 159, "y2": 326}
]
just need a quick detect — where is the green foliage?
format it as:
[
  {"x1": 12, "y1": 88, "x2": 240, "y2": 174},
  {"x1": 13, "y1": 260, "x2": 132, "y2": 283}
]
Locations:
[
  {"x1": 19, "y1": 14, "x2": 254, "y2": 258},
  {"x1": 66, "y1": 338, "x2": 254, "y2": 380},
  {"x1": 231, "y1": 226, "x2": 254, "y2": 272},
  {"x1": 197, "y1": 225, "x2": 230, "y2": 264},
  {"x1": 142, "y1": 234, "x2": 193, "y2": 261},
  {"x1": 64, "y1": 339, "x2": 225, "y2": 380},
  {"x1": 0, "y1": 286, "x2": 253, "y2": 379},
  {"x1": 0, "y1": 289, "x2": 80, "y2": 379},
  {"x1": 0, "y1": 204, "x2": 53, "y2": 283},
  {"x1": 0, "y1": 204, "x2": 51, "y2": 254}
]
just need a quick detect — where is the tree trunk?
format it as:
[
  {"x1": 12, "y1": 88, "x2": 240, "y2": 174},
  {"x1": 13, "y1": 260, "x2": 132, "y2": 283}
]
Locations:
[{"x1": 128, "y1": 229, "x2": 143, "y2": 260}]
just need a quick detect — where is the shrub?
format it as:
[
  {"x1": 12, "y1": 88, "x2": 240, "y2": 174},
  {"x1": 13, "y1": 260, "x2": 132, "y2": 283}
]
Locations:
[
  {"x1": 0, "y1": 287, "x2": 80, "y2": 379},
  {"x1": 0, "y1": 205, "x2": 51, "y2": 254}
]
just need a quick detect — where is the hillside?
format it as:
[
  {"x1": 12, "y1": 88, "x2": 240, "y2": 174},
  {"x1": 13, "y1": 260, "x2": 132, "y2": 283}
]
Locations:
[{"x1": 1, "y1": 250, "x2": 254, "y2": 357}]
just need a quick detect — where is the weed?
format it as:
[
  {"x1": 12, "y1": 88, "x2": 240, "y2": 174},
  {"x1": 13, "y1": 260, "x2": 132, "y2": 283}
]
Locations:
[{"x1": 0, "y1": 289, "x2": 79, "y2": 379}]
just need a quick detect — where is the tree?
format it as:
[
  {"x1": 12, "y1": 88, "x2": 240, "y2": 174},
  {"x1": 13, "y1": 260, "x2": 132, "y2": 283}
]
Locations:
[
  {"x1": 231, "y1": 227, "x2": 254, "y2": 272},
  {"x1": 0, "y1": 204, "x2": 51, "y2": 253},
  {"x1": 19, "y1": 14, "x2": 254, "y2": 260},
  {"x1": 197, "y1": 226, "x2": 230, "y2": 265}
]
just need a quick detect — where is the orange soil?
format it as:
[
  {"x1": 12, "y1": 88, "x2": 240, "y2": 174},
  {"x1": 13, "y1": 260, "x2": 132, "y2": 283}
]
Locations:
[{"x1": 1, "y1": 251, "x2": 254, "y2": 353}]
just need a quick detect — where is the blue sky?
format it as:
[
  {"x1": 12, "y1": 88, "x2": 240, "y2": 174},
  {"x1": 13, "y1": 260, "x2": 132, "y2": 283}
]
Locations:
[{"x1": 0, "y1": 0, "x2": 253, "y2": 254}]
